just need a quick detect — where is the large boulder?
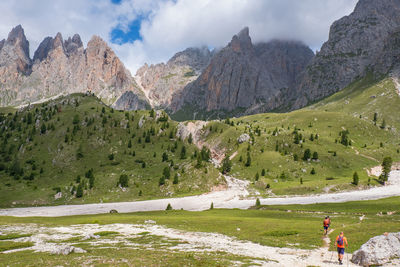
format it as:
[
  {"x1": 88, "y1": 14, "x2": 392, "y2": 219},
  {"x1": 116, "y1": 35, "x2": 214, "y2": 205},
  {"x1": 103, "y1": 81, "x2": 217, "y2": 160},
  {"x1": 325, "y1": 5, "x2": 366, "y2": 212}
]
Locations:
[{"x1": 351, "y1": 232, "x2": 400, "y2": 266}]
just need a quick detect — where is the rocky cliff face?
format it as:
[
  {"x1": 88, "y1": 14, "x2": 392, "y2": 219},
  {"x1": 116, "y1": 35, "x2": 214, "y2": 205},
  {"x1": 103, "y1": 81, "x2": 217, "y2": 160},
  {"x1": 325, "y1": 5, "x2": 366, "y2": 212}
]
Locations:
[
  {"x1": 134, "y1": 47, "x2": 212, "y2": 109},
  {"x1": 294, "y1": 0, "x2": 400, "y2": 108},
  {"x1": 0, "y1": 25, "x2": 148, "y2": 108},
  {"x1": 170, "y1": 27, "x2": 314, "y2": 119}
]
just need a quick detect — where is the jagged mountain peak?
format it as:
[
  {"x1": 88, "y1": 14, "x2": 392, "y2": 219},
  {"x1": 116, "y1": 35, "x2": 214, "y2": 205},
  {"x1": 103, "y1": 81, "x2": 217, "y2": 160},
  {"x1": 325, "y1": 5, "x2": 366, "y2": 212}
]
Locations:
[
  {"x1": 170, "y1": 27, "x2": 314, "y2": 119},
  {"x1": 34, "y1": 32, "x2": 84, "y2": 62},
  {"x1": 7, "y1": 25, "x2": 26, "y2": 43},
  {"x1": 53, "y1": 32, "x2": 64, "y2": 48},
  {"x1": 33, "y1": 36, "x2": 53, "y2": 62},
  {"x1": 0, "y1": 24, "x2": 31, "y2": 74},
  {"x1": 6, "y1": 24, "x2": 30, "y2": 60},
  {"x1": 229, "y1": 26, "x2": 252, "y2": 52},
  {"x1": 64, "y1": 34, "x2": 83, "y2": 55},
  {"x1": 167, "y1": 46, "x2": 211, "y2": 72},
  {"x1": 88, "y1": 35, "x2": 108, "y2": 47}
]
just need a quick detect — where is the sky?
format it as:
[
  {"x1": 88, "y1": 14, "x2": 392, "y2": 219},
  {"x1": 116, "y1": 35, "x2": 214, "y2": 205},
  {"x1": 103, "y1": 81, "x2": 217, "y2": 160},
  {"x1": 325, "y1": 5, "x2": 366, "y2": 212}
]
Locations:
[{"x1": 0, "y1": 0, "x2": 358, "y2": 75}]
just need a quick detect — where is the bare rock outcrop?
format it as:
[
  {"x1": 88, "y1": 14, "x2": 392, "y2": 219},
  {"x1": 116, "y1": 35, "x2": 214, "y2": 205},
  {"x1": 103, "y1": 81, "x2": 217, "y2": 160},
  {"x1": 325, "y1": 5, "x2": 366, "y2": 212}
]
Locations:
[
  {"x1": 134, "y1": 47, "x2": 212, "y2": 109},
  {"x1": 170, "y1": 27, "x2": 314, "y2": 120},
  {"x1": 294, "y1": 0, "x2": 400, "y2": 109},
  {"x1": 0, "y1": 25, "x2": 31, "y2": 75},
  {"x1": 113, "y1": 90, "x2": 150, "y2": 111},
  {"x1": 351, "y1": 232, "x2": 400, "y2": 266},
  {"x1": 0, "y1": 25, "x2": 149, "y2": 108}
]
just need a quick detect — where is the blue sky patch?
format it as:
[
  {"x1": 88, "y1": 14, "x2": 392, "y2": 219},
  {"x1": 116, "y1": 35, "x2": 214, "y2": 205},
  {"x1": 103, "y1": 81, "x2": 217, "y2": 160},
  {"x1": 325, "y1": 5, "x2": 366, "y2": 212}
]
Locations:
[
  {"x1": 110, "y1": 17, "x2": 144, "y2": 44},
  {"x1": 111, "y1": 0, "x2": 122, "y2": 4}
]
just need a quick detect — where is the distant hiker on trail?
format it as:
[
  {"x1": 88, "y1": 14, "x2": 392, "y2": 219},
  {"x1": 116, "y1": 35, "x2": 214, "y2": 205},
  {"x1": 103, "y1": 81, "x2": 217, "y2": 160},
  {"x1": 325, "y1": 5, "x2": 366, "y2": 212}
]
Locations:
[
  {"x1": 323, "y1": 216, "x2": 331, "y2": 235},
  {"x1": 335, "y1": 231, "x2": 348, "y2": 265}
]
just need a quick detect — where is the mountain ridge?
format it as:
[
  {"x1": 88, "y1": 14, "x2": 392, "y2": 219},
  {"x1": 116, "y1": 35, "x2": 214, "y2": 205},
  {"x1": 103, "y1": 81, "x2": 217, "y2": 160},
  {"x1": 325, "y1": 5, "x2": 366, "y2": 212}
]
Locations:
[
  {"x1": 167, "y1": 27, "x2": 314, "y2": 120},
  {"x1": 0, "y1": 25, "x2": 149, "y2": 109}
]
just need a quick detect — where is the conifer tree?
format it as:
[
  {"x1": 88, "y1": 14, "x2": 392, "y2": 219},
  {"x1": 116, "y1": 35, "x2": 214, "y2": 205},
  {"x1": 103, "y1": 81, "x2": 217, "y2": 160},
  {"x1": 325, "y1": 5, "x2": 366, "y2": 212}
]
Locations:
[{"x1": 352, "y1": 172, "x2": 359, "y2": 185}]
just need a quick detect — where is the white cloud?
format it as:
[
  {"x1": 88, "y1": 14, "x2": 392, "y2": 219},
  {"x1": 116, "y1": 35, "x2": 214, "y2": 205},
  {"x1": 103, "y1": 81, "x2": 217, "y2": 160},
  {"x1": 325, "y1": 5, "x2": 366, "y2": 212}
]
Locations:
[{"x1": 0, "y1": 0, "x2": 358, "y2": 75}]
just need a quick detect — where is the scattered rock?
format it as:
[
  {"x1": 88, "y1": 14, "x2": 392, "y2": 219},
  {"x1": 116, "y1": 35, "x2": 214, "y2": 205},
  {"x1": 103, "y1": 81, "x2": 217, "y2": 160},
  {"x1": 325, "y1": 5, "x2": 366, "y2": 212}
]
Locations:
[
  {"x1": 82, "y1": 233, "x2": 100, "y2": 240},
  {"x1": 237, "y1": 134, "x2": 250, "y2": 144},
  {"x1": 54, "y1": 192, "x2": 62, "y2": 200},
  {"x1": 351, "y1": 232, "x2": 400, "y2": 266},
  {"x1": 48, "y1": 245, "x2": 86, "y2": 255},
  {"x1": 145, "y1": 220, "x2": 156, "y2": 224},
  {"x1": 138, "y1": 116, "x2": 145, "y2": 128}
]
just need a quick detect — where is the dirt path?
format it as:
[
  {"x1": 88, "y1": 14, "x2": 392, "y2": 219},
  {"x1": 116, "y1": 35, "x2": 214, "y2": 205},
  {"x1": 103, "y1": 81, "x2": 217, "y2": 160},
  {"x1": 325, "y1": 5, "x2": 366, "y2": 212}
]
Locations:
[
  {"x1": 353, "y1": 148, "x2": 379, "y2": 163},
  {"x1": 392, "y1": 76, "x2": 400, "y2": 96},
  {"x1": 0, "y1": 223, "x2": 371, "y2": 267},
  {"x1": 1, "y1": 170, "x2": 399, "y2": 217}
]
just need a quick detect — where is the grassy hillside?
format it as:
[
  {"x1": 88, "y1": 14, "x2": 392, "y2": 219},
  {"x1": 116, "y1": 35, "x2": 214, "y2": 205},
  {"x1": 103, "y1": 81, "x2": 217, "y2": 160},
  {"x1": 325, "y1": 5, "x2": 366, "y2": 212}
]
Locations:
[
  {"x1": 198, "y1": 75, "x2": 400, "y2": 195},
  {"x1": 0, "y1": 93, "x2": 222, "y2": 208},
  {"x1": 0, "y1": 75, "x2": 399, "y2": 207}
]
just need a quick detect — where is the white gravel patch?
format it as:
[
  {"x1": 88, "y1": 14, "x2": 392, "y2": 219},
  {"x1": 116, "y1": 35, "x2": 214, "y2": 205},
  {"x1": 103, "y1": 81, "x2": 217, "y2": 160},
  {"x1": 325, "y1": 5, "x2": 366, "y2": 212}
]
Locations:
[{"x1": 0, "y1": 223, "x2": 360, "y2": 266}]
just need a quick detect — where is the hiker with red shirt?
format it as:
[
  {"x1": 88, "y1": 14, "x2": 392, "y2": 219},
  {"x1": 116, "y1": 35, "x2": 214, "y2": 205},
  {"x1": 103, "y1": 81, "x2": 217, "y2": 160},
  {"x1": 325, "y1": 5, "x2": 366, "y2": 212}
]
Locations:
[
  {"x1": 323, "y1": 216, "x2": 331, "y2": 235},
  {"x1": 335, "y1": 231, "x2": 348, "y2": 265}
]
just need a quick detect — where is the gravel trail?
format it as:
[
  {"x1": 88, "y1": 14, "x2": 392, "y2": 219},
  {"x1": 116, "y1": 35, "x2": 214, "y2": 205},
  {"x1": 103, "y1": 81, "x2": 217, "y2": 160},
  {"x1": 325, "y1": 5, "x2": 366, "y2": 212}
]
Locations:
[{"x1": 0, "y1": 171, "x2": 399, "y2": 217}]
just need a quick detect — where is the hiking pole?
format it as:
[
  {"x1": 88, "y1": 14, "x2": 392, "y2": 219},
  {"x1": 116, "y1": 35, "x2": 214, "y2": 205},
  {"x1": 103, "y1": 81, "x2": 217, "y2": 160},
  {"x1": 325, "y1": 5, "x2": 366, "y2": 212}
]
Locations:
[{"x1": 329, "y1": 246, "x2": 334, "y2": 263}]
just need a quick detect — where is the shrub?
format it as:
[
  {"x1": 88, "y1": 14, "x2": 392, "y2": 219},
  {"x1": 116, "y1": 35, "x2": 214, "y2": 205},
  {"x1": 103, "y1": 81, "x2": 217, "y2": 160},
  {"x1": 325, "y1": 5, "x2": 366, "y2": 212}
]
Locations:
[
  {"x1": 159, "y1": 176, "x2": 165, "y2": 186},
  {"x1": 210, "y1": 202, "x2": 214, "y2": 210},
  {"x1": 72, "y1": 114, "x2": 80, "y2": 125},
  {"x1": 89, "y1": 175, "x2": 95, "y2": 189},
  {"x1": 76, "y1": 145, "x2": 84, "y2": 160},
  {"x1": 85, "y1": 168, "x2": 94, "y2": 179},
  {"x1": 108, "y1": 153, "x2": 114, "y2": 160},
  {"x1": 261, "y1": 169, "x2": 266, "y2": 176},
  {"x1": 53, "y1": 187, "x2": 61, "y2": 193},
  {"x1": 303, "y1": 149, "x2": 311, "y2": 161},
  {"x1": 166, "y1": 203, "x2": 173, "y2": 210},
  {"x1": 180, "y1": 145, "x2": 187, "y2": 159},
  {"x1": 221, "y1": 155, "x2": 232, "y2": 174},
  {"x1": 173, "y1": 173, "x2": 179, "y2": 184},
  {"x1": 245, "y1": 152, "x2": 251, "y2": 167},
  {"x1": 255, "y1": 198, "x2": 261, "y2": 207},
  {"x1": 163, "y1": 167, "x2": 171, "y2": 179},
  {"x1": 339, "y1": 130, "x2": 350, "y2": 146},
  {"x1": 76, "y1": 184, "x2": 83, "y2": 198},
  {"x1": 162, "y1": 152, "x2": 168, "y2": 162},
  {"x1": 118, "y1": 174, "x2": 129, "y2": 187},
  {"x1": 40, "y1": 123, "x2": 47, "y2": 134},
  {"x1": 310, "y1": 168, "x2": 316, "y2": 175},
  {"x1": 255, "y1": 172, "x2": 259, "y2": 181}
]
